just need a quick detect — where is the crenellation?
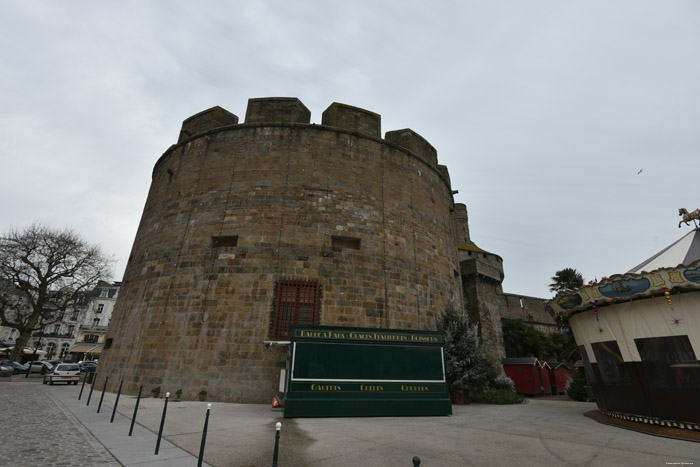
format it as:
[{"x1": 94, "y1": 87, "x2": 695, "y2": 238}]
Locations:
[
  {"x1": 244, "y1": 97, "x2": 311, "y2": 124},
  {"x1": 321, "y1": 102, "x2": 381, "y2": 138},
  {"x1": 385, "y1": 129, "x2": 437, "y2": 168},
  {"x1": 178, "y1": 106, "x2": 239, "y2": 143}
]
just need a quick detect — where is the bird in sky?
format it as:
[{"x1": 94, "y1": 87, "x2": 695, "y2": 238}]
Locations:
[{"x1": 637, "y1": 168, "x2": 643, "y2": 175}]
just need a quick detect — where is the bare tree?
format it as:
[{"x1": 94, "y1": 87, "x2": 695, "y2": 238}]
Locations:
[{"x1": 0, "y1": 224, "x2": 113, "y2": 361}]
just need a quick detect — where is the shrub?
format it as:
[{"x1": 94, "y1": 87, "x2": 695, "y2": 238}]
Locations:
[
  {"x1": 437, "y1": 305, "x2": 493, "y2": 396},
  {"x1": 493, "y1": 371, "x2": 515, "y2": 392},
  {"x1": 472, "y1": 389, "x2": 524, "y2": 405},
  {"x1": 566, "y1": 372, "x2": 587, "y2": 401}
]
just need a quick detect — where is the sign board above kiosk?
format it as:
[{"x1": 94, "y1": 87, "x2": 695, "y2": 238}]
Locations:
[{"x1": 284, "y1": 325, "x2": 452, "y2": 417}]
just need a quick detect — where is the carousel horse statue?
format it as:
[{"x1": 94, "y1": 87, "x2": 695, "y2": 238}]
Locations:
[{"x1": 678, "y1": 208, "x2": 700, "y2": 228}]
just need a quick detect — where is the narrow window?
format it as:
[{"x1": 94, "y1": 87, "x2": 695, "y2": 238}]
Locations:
[
  {"x1": 84, "y1": 334, "x2": 99, "y2": 343},
  {"x1": 212, "y1": 236, "x2": 238, "y2": 248},
  {"x1": 96, "y1": 304, "x2": 104, "y2": 313},
  {"x1": 331, "y1": 235, "x2": 361, "y2": 250},
  {"x1": 270, "y1": 280, "x2": 321, "y2": 340},
  {"x1": 104, "y1": 338, "x2": 113, "y2": 350}
]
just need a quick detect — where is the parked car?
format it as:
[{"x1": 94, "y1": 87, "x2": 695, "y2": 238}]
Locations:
[
  {"x1": 10, "y1": 361, "x2": 28, "y2": 374},
  {"x1": 29, "y1": 361, "x2": 55, "y2": 374},
  {"x1": 0, "y1": 359, "x2": 22, "y2": 374},
  {"x1": 79, "y1": 361, "x2": 97, "y2": 373},
  {"x1": 43, "y1": 363, "x2": 81, "y2": 385},
  {"x1": 0, "y1": 363, "x2": 12, "y2": 377}
]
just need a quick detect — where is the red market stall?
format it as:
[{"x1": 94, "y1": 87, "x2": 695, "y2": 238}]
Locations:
[
  {"x1": 547, "y1": 361, "x2": 572, "y2": 394},
  {"x1": 502, "y1": 357, "x2": 545, "y2": 395},
  {"x1": 538, "y1": 360, "x2": 553, "y2": 395}
]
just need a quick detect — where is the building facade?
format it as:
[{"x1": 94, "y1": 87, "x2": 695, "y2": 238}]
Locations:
[{"x1": 68, "y1": 281, "x2": 120, "y2": 361}]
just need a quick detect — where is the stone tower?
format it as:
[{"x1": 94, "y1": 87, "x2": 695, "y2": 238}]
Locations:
[{"x1": 99, "y1": 97, "x2": 464, "y2": 402}]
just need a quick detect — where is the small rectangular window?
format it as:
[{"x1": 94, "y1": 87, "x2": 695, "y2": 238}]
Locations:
[
  {"x1": 104, "y1": 338, "x2": 113, "y2": 350},
  {"x1": 331, "y1": 235, "x2": 361, "y2": 250},
  {"x1": 212, "y1": 236, "x2": 238, "y2": 248},
  {"x1": 96, "y1": 304, "x2": 104, "y2": 313}
]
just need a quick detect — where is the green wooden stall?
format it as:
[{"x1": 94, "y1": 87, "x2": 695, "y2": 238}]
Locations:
[{"x1": 284, "y1": 325, "x2": 452, "y2": 417}]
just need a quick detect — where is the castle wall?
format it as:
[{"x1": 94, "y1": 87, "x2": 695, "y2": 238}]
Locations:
[
  {"x1": 100, "y1": 98, "x2": 463, "y2": 403},
  {"x1": 460, "y1": 256, "x2": 507, "y2": 363},
  {"x1": 502, "y1": 293, "x2": 554, "y2": 333}
]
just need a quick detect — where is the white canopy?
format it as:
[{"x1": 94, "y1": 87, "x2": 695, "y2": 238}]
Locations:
[{"x1": 628, "y1": 228, "x2": 700, "y2": 274}]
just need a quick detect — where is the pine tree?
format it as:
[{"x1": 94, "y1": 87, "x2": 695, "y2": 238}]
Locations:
[{"x1": 436, "y1": 305, "x2": 492, "y2": 395}]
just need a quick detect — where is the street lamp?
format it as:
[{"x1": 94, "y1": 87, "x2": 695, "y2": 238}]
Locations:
[{"x1": 25, "y1": 326, "x2": 44, "y2": 379}]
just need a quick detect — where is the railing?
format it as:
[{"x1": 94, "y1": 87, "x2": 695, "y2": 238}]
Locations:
[
  {"x1": 79, "y1": 325, "x2": 108, "y2": 331},
  {"x1": 31, "y1": 331, "x2": 74, "y2": 338}
]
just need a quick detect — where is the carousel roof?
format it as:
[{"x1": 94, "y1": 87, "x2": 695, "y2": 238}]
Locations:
[
  {"x1": 546, "y1": 227, "x2": 700, "y2": 318},
  {"x1": 628, "y1": 228, "x2": 700, "y2": 274}
]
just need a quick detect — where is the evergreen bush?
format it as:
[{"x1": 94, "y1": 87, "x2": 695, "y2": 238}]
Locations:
[
  {"x1": 436, "y1": 305, "x2": 492, "y2": 397},
  {"x1": 566, "y1": 371, "x2": 587, "y2": 401}
]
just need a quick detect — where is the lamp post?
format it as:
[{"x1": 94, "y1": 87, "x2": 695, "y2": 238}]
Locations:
[{"x1": 25, "y1": 327, "x2": 44, "y2": 379}]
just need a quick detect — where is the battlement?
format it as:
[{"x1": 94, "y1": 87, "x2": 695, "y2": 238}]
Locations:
[
  {"x1": 385, "y1": 129, "x2": 437, "y2": 167},
  {"x1": 245, "y1": 97, "x2": 311, "y2": 124},
  {"x1": 453, "y1": 203, "x2": 470, "y2": 245},
  {"x1": 321, "y1": 102, "x2": 381, "y2": 138},
  {"x1": 176, "y1": 98, "x2": 442, "y2": 169},
  {"x1": 178, "y1": 106, "x2": 239, "y2": 143}
]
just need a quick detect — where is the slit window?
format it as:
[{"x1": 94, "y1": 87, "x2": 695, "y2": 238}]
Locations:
[
  {"x1": 212, "y1": 236, "x2": 238, "y2": 248},
  {"x1": 331, "y1": 235, "x2": 361, "y2": 250}
]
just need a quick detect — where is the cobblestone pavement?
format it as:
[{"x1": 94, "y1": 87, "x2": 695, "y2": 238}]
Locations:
[{"x1": 0, "y1": 378, "x2": 120, "y2": 467}]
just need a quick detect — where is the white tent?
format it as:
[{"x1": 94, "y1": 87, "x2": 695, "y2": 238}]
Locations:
[{"x1": 628, "y1": 227, "x2": 700, "y2": 274}]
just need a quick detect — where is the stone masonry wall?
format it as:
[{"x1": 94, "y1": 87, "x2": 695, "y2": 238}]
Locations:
[
  {"x1": 502, "y1": 293, "x2": 555, "y2": 333},
  {"x1": 99, "y1": 98, "x2": 464, "y2": 403}
]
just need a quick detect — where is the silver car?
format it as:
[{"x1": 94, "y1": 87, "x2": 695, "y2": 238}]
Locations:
[{"x1": 43, "y1": 363, "x2": 81, "y2": 385}]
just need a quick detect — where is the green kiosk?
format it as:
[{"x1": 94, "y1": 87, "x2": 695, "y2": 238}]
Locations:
[{"x1": 284, "y1": 325, "x2": 452, "y2": 417}]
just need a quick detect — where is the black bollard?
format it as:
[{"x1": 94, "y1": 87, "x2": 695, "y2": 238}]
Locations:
[
  {"x1": 129, "y1": 385, "x2": 143, "y2": 436},
  {"x1": 78, "y1": 373, "x2": 88, "y2": 400},
  {"x1": 110, "y1": 380, "x2": 124, "y2": 423},
  {"x1": 272, "y1": 422, "x2": 281, "y2": 467},
  {"x1": 86, "y1": 372, "x2": 98, "y2": 406},
  {"x1": 97, "y1": 376, "x2": 109, "y2": 413},
  {"x1": 412, "y1": 456, "x2": 421, "y2": 466},
  {"x1": 154, "y1": 392, "x2": 170, "y2": 455},
  {"x1": 197, "y1": 403, "x2": 211, "y2": 467}
]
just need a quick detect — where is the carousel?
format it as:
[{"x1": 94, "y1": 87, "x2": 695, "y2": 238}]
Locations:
[{"x1": 547, "y1": 210, "x2": 700, "y2": 433}]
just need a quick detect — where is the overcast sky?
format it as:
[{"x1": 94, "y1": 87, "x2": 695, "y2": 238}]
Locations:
[{"x1": 2, "y1": 1, "x2": 699, "y2": 299}]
